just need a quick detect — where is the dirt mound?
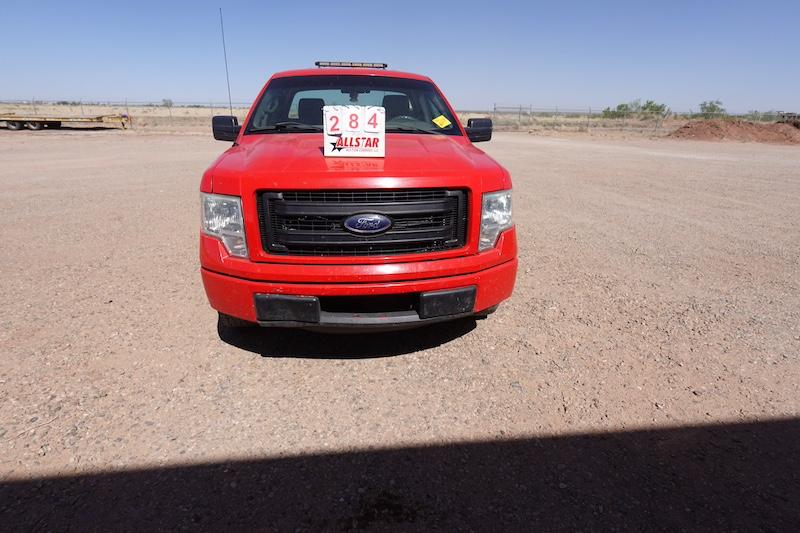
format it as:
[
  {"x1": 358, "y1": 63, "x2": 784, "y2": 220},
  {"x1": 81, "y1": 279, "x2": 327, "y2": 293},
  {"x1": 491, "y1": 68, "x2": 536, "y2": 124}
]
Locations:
[{"x1": 669, "y1": 119, "x2": 800, "y2": 144}]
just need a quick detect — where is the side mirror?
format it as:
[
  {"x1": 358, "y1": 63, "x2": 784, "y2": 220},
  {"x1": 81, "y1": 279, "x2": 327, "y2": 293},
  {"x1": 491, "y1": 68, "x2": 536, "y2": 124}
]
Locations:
[
  {"x1": 212, "y1": 115, "x2": 241, "y2": 142},
  {"x1": 466, "y1": 118, "x2": 492, "y2": 142}
]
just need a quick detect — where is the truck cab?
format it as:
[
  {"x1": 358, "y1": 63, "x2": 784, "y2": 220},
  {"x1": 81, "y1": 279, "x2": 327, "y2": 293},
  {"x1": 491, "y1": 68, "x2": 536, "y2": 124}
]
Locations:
[{"x1": 201, "y1": 62, "x2": 517, "y2": 330}]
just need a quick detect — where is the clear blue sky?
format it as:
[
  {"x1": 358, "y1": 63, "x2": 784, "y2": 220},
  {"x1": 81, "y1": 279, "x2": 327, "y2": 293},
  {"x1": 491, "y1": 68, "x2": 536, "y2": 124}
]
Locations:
[{"x1": 2, "y1": 0, "x2": 798, "y2": 113}]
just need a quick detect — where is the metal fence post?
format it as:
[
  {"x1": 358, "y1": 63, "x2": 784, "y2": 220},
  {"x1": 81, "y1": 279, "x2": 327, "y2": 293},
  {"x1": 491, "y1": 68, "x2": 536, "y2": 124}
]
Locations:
[{"x1": 518, "y1": 105, "x2": 522, "y2": 131}]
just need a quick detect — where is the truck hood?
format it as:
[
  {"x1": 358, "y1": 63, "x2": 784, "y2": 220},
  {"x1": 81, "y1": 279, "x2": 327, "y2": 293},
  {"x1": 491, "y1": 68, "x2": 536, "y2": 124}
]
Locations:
[{"x1": 207, "y1": 133, "x2": 510, "y2": 194}]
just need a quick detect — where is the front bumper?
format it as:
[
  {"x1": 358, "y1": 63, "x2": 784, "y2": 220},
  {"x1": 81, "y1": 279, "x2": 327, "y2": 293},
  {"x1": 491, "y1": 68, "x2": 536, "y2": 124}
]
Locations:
[
  {"x1": 200, "y1": 229, "x2": 517, "y2": 329},
  {"x1": 250, "y1": 286, "x2": 478, "y2": 329}
]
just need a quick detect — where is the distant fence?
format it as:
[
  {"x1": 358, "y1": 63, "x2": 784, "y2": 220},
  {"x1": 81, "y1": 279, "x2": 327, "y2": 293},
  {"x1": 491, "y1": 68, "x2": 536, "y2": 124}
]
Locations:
[
  {"x1": 461, "y1": 105, "x2": 783, "y2": 134},
  {"x1": 0, "y1": 99, "x2": 251, "y2": 129},
  {"x1": 0, "y1": 99, "x2": 784, "y2": 135},
  {"x1": 0, "y1": 99, "x2": 250, "y2": 110}
]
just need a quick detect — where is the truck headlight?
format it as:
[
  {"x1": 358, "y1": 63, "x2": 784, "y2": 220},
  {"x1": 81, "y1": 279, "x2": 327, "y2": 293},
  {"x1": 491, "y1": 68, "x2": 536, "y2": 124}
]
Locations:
[
  {"x1": 479, "y1": 190, "x2": 513, "y2": 251},
  {"x1": 201, "y1": 193, "x2": 248, "y2": 258}
]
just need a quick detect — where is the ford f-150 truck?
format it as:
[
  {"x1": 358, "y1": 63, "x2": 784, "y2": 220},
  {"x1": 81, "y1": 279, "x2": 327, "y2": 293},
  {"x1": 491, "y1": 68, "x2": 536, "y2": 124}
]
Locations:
[{"x1": 201, "y1": 62, "x2": 516, "y2": 330}]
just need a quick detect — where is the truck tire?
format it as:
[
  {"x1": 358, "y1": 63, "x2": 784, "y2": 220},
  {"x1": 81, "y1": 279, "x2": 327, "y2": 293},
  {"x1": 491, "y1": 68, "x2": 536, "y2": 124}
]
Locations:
[
  {"x1": 25, "y1": 121, "x2": 44, "y2": 130},
  {"x1": 6, "y1": 121, "x2": 23, "y2": 130},
  {"x1": 218, "y1": 312, "x2": 257, "y2": 328}
]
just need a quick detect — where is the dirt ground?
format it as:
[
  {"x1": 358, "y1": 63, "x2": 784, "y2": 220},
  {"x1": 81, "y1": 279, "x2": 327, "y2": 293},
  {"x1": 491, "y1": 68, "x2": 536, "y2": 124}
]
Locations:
[
  {"x1": 670, "y1": 118, "x2": 800, "y2": 144},
  {"x1": 1, "y1": 129, "x2": 798, "y2": 529}
]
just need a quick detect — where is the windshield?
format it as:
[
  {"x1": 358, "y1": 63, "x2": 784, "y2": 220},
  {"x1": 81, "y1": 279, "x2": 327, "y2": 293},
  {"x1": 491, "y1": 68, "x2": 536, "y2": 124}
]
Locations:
[{"x1": 246, "y1": 75, "x2": 462, "y2": 136}]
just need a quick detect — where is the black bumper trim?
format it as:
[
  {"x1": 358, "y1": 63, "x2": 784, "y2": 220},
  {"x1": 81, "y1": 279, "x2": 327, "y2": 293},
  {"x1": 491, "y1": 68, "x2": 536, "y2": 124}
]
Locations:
[
  {"x1": 419, "y1": 287, "x2": 476, "y2": 319},
  {"x1": 254, "y1": 294, "x2": 320, "y2": 323},
  {"x1": 254, "y1": 286, "x2": 477, "y2": 330}
]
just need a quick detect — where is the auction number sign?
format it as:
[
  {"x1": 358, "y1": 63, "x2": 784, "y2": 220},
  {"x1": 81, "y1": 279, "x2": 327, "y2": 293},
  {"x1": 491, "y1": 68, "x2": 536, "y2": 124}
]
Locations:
[{"x1": 323, "y1": 105, "x2": 385, "y2": 158}]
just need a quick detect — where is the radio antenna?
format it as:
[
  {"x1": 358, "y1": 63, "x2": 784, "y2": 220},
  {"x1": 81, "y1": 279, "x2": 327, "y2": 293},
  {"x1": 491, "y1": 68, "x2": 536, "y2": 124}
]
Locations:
[{"x1": 219, "y1": 8, "x2": 234, "y2": 117}]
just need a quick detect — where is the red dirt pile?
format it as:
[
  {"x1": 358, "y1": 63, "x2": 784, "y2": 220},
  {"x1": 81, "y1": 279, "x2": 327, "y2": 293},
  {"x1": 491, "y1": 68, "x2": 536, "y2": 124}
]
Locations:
[{"x1": 669, "y1": 119, "x2": 800, "y2": 144}]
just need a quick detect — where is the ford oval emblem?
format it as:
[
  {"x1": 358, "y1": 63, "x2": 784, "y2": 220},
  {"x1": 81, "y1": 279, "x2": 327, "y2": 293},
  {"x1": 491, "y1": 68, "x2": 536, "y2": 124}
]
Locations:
[{"x1": 343, "y1": 213, "x2": 392, "y2": 235}]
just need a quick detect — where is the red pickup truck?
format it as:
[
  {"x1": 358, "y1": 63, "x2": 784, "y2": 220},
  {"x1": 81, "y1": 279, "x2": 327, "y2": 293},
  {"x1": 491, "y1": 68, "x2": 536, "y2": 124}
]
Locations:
[{"x1": 201, "y1": 62, "x2": 516, "y2": 331}]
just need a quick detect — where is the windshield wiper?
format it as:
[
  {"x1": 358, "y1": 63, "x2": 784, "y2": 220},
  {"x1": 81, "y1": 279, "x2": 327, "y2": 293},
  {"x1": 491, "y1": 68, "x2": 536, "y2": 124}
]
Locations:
[
  {"x1": 386, "y1": 125, "x2": 442, "y2": 135},
  {"x1": 252, "y1": 122, "x2": 443, "y2": 135},
  {"x1": 250, "y1": 121, "x2": 323, "y2": 133}
]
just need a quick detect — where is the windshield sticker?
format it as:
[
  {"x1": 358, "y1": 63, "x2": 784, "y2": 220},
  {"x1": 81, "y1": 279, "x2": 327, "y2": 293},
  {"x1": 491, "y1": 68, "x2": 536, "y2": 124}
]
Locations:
[
  {"x1": 323, "y1": 105, "x2": 385, "y2": 158},
  {"x1": 432, "y1": 115, "x2": 452, "y2": 129}
]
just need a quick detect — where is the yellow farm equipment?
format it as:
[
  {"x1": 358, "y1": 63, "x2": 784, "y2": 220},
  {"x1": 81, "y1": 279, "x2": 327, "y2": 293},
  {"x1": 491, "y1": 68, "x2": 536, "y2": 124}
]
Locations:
[{"x1": 0, "y1": 113, "x2": 131, "y2": 131}]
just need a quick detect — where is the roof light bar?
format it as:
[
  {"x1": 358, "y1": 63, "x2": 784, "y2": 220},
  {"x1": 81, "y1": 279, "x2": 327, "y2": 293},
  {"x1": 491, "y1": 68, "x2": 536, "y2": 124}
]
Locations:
[{"x1": 315, "y1": 61, "x2": 388, "y2": 69}]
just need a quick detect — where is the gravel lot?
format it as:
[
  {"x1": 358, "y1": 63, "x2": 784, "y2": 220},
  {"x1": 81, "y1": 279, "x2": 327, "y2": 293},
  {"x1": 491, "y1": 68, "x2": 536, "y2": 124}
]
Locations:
[{"x1": 1, "y1": 130, "x2": 798, "y2": 529}]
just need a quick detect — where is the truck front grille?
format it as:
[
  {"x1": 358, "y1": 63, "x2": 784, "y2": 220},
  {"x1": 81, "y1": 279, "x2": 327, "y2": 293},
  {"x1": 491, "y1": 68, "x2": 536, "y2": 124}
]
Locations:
[{"x1": 257, "y1": 189, "x2": 468, "y2": 256}]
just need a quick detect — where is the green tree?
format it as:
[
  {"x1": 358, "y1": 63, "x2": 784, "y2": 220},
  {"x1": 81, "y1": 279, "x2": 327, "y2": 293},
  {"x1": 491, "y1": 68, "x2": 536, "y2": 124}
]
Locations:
[
  {"x1": 641, "y1": 100, "x2": 668, "y2": 116},
  {"x1": 602, "y1": 99, "x2": 668, "y2": 118},
  {"x1": 699, "y1": 100, "x2": 726, "y2": 118},
  {"x1": 601, "y1": 102, "x2": 632, "y2": 118}
]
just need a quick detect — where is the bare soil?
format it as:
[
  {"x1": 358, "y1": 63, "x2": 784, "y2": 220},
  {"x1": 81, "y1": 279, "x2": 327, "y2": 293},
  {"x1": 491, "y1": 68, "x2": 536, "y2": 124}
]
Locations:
[
  {"x1": 0, "y1": 130, "x2": 798, "y2": 529},
  {"x1": 669, "y1": 118, "x2": 800, "y2": 144}
]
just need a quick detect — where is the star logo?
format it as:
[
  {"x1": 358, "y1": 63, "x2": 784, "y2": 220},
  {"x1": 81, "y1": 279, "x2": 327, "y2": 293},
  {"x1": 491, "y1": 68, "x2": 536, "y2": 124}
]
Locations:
[{"x1": 330, "y1": 141, "x2": 343, "y2": 152}]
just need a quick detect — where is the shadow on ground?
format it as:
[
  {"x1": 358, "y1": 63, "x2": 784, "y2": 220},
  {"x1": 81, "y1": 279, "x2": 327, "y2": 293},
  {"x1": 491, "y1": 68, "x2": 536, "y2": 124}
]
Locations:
[
  {"x1": 2, "y1": 419, "x2": 798, "y2": 530},
  {"x1": 217, "y1": 317, "x2": 478, "y2": 358}
]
